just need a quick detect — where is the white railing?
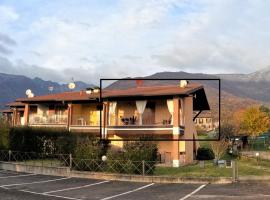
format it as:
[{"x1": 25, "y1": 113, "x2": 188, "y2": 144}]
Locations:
[{"x1": 29, "y1": 114, "x2": 68, "y2": 125}]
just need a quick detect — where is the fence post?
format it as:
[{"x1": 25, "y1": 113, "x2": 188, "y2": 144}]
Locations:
[
  {"x1": 8, "y1": 150, "x2": 11, "y2": 162},
  {"x1": 232, "y1": 160, "x2": 238, "y2": 182},
  {"x1": 69, "y1": 154, "x2": 73, "y2": 170},
  {"x1": 142, "y1": 160, "x2": 145, "y2": 176}
]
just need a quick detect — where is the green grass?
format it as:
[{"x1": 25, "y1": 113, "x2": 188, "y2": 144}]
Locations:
[
  {"x1": 16, "y1": 159, "x2": 64, "y2": 167},
  {"x1": 155, "y1": 157, "x2": 270, "y2": 177},
  {"x1": 155, "y1": 161, "x2": 232, "y2": 177}
]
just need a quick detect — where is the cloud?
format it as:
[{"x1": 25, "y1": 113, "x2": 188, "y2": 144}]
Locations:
[
  {"x1": 0, "y1": 44, "x2": 12, "y2": 55},
  {"x1": 0, "y1": 5, "x2": 19, "y2": 26},
  {"x1": 0, "y1": 33, "x2": 16, "y2": 46},
  {"x1": 0, "y1": 56, "x2": 66, "y2": 82},
  {"x1": 1, "y1": 0, "x2": 270, "y2": 82}
]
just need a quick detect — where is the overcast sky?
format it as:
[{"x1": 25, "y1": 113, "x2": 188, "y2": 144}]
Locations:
[{"x1": 0, "y1": 0, "x2": 270, "y2": 84}]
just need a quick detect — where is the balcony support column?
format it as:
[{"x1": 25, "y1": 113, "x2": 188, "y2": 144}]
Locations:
[
  {"x1": 23, "y1": 104, "x2": 29, "y2": 126},
  {"x1": 172, "y1": 97, "x2": 180, "y2": 167},
  {"x1": 67, "y1": 104, "x2": 73, "y2": 131},
  {"x1": 102, "y1": 102, "x2": 109, "y2": 139},
  {"x1": 183, "y1": 96, "x2": 194, "y2": 164}
]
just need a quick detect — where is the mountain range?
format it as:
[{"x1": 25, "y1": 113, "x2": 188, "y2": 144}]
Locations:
[
  {"x1": 0, "y1": 66, "x2": 270, "y2": 115},
  {"x1": 0, "y1": 73, "x2": 94, "y2": 109}
]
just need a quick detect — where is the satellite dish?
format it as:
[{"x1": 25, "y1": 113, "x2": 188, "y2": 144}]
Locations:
[
  {"x1": 28, "y1": 93, "x2": 34, "y2": 98},
  {"x1": 180, "y1": 80, "x2": 188, "y2": 88},
  {"x1": 68, "y1": 82, "x2": 76, "y2": 90},
  {"x1": 25, "y1": 89, "x2": 32, "y2": 96}
]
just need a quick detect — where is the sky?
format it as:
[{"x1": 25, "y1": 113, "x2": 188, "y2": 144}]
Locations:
[{"x1": 0, "y1": 0, "x2": 270, "y2": 84}]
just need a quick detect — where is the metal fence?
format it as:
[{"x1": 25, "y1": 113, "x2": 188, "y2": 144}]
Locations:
[
  {"x1": 0, "y1": 150, "x2": 155, "y2": 175},
  {"x1": 0, "y1": 150, "x2": 239, "y2": 179},
  {"x1": 0, "y1": 150, "x2": 70, "y2": 168}
]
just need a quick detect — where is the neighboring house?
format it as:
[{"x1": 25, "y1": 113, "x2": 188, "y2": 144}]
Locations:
[
  {"x1": 194, "y1": 112, "x2": 216, "y2": 132},
  {"x1": 2, "y1": 82, "x2": 210, "y2": 167},
  {"x1": 0, "y1": 102, "x2": 25, "y2": 126}
]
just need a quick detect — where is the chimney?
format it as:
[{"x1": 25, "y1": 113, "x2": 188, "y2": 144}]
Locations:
[{"x1": 135, "y1": 80, "x2": 144, "y2": 87}]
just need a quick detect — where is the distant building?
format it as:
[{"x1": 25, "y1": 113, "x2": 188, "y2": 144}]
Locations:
[{"x1": 194, "y1": 112, "x2": 217, "y2": 132}]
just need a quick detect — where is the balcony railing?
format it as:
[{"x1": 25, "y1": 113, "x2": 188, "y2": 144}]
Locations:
[
  {"x1": 29, "y1": 114, "x2": 68, "y2": 125},
  {"x1": 71, "y1": 114, "x2": 100, "y2": 126}
]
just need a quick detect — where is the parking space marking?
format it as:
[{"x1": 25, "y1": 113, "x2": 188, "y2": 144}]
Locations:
[
  {"x1": 20, "y1": 189, "x2": 82, "y2": 200},
  {"x1": 0, "y1": 173, "x2": 36, "y2": 179},
  {"x1": 44, "y1": 180, "x2": 110, "y2": 194},
  {"x1": 0, "y1": 177, "x2": 70, "y2": 188},
  {"x1": 101, "y1": 183, "x2": 155, "y2": 200},
  {"x1": 179, "y1": 184, "x2": 207, "y2": 200}
]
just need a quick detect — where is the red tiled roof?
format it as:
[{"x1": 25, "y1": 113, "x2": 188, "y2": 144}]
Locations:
[
  {"x1": 16, "y1": 83, "x2": 203, "y2": 102},
  {"x1": 0, "y1": 109, "x2": 13, "y2": 113},
  {"x1": 17, "y1": 90, "x2": 100, "y2": 102},
  {"x1": 6, "y1": 102, "x2": 25, "y2": 107},
  {"x1": 102, "y1": 83, "x2": 203, "y2": 98}
]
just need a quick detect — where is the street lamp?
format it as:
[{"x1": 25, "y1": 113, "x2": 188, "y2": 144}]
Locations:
[
  {"x1": 255, "y1": 152, "x2": 260, "y2": 165},
  {"x1": 102, "y1": 155, "x2": 107, "y2": 162}
]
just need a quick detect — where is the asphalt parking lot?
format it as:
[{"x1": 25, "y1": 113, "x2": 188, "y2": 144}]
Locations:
[{"x1": 1, "y1": 169, "x2": 270, "y2": 200}]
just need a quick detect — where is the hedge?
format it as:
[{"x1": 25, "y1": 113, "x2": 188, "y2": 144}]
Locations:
[{"x1": 8, "y1": 127, "x2": 97, "y2": 154}]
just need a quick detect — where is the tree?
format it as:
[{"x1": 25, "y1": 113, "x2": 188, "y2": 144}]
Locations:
[
  {"x1": 259, "y1": 105, "x2": 270, "y2": 117},
  {"x1": 240, "y1": 107, "x2": 270, "y2": 138},
  {"x1": 210, "y1": 139, "x2": 229, "y2": 162}
]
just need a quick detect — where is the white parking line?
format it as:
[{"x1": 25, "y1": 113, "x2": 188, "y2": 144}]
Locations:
[
  {"x1": 101, "y1": 183, "x2": 155, "y2": 200},
  {"x1": 179, "y1": 184, "x2": 207, "y2": 200},
  {"x1": 44, "y1": 180, "x2": 110, "y2": 194},
  {"x1": 0, "y1": 173, "x2": 36, "y2": 179},
  {"x1": 20, "y1": 189, "x2": 82, "y2": 200},
  {"x1": 0, "y1": 177, "x2": 70, "y2": 188}
]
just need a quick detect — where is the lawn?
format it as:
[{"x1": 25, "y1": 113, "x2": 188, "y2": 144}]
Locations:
[{"x1": 154, "y1": 157, "x2": 270, "y2": 177}]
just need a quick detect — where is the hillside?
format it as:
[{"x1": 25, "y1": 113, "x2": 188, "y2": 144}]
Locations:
[{"x1": 0, "y1": 73, "x2": 94, "y2": 109}]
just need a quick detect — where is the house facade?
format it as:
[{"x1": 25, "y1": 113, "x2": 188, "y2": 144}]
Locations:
[
  {"x1": 194, "y1": 112, "x2": 216, "y2": 132},
  {"x1": 2, "y1": 82, "x2": 210, "y2": 167}
]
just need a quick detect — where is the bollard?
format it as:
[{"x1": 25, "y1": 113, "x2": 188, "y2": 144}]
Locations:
[
  {"x1": 69, "y1": 154, "x2": 73, "y2": 170},
  {"x1": 142, "y1": 160, "x2": 145, "y2": 176},
  {"x1": 8, "y1": 150, "x2": 11, "y2": 162},
  {"x1": 232, "y1": 160, "x2": 238, "y2": 182}
]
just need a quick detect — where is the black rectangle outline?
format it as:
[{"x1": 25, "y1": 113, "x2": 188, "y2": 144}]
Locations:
[{"x1": 99, "y1": 78, "x2": 221, "y2": 142}]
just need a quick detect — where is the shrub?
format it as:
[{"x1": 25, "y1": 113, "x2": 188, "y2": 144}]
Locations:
[
  {"x1": 106, "y1": 140, "x2": 158, "y2": 175},
  {"x1": 196, "y1": 147, "x2": 215, "y2": 160},
  {"x1": 8, "y1": 127, "x2": 97, "y2": 154},
  {"x1": 73, "y1": 138, "x2": 106, "y2": 171},
  {"x1": 0, "y1": 120, "x2": 10, "y2": 150}
]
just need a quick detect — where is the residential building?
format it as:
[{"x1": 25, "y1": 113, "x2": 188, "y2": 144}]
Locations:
[{"x1": 2, "y1": 82, "x2": 210, "y2": 167}]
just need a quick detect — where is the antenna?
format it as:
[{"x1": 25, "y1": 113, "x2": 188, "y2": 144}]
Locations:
[{"x1": 48, "y1": 86, "x2": 54, "y2": 93}]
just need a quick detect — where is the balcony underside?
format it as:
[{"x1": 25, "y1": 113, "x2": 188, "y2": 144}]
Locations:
[
  {"x1": 69, "y1": 125, "x2": 100, "y2": 134},
  {"x1": 107, "y1": 125, "x2": 184, "y2": 139}
]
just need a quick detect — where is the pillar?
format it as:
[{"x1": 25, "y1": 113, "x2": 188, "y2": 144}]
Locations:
[
  {"x1": 172, "y1": 97, "x2": 180, "y2": 167},
  {"x1": 183, "y1": 96, "x2": 194, "y2": 164},
  {"x1": 102, "y1": 102, "x2": 109, "y2": 139},
  {"x1": 23, "y1": 104, "x2": 30, "y2": 125},
  {"x1": 67, "y1": 104, "x2": 73, "y2": 130}
]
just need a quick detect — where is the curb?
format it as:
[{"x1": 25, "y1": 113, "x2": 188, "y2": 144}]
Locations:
[{"x1": 0, "y1": 161, "x2": 233, "y2": 184}]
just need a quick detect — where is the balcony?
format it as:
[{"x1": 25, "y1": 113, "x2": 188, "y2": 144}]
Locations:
[
  {"x1": 69, "y1": 104, "x2": 100, "y2": 133},
  {"x1": 29, "y1": 114, "x2": 68, "y2": 127},
  {"x1": 106, "y1": 99, "x2": 184, "y2": 139}
]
